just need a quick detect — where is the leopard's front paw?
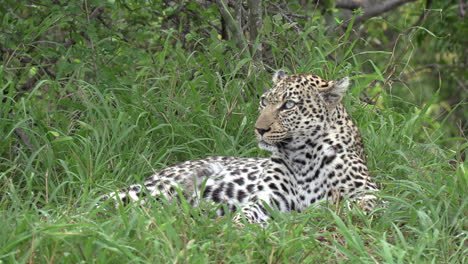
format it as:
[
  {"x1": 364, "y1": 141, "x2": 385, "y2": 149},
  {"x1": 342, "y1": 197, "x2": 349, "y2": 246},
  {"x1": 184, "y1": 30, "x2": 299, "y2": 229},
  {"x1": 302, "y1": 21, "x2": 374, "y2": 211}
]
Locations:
[{"x1": 232, "y1": 214, "x2": 246, "y2": 228}]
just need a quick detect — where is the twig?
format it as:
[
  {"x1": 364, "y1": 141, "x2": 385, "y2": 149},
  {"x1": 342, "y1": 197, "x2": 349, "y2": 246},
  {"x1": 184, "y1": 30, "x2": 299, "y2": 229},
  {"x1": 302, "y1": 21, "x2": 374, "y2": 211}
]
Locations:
[
  {"x1": 383, "y1": 0, "x2": 432, "y2": 49},
  {"x1": 45, "y1": 169, "x2": 49, "y2": 204},
  {"x1": 364, "y1": 33, "x2": 409, "y2": 94},
  {"x1": 270, "y1": 2, "x2": 303, "y2": 33},
  {"x1": 270, "y1": 2, "x2": 319, "y2": 43},
  {"x1": 410, "y1": 0, "x2": 432, "y2": 28},
  {"x1": 453, "y1": 75, "x2": 467, "y2": 92}
]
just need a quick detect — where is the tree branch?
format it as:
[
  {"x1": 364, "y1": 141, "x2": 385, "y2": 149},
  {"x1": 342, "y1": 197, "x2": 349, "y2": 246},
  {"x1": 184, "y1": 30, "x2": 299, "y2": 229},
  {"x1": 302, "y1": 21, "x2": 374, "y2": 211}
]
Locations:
[
  {"x1": 358, "y1": 0, "x2": 416, "y2": 24},
  {"x1": 216, "y1": 0, "x2": 248, "y2": 53},
  {"x1": 337, "y1": 0, "x2": 417, "y2": 26},
  {"x1": 336, "y1": 0, "x2": 369, "y2": 10},
  {"x1": 458, "y1": 0, "x2": 467, "y2": 17},
  {"x1": 247, "y1": 0, "x2": 263, "y2": 61},
  {"x1": 410, "y1": 0, "x2": 432, "y2": 28},
  {"x1": 270, "y1": 2, "x2": 319, "y2": 43}
]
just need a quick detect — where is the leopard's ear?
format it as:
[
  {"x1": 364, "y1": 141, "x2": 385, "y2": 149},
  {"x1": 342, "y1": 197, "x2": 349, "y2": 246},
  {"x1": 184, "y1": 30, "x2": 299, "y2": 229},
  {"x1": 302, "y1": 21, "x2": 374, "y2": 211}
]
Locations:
[
  {"x1": 318, "y1": 77, "x2": 349, "y2": 106},
  {"x1": 272, "y1": 70, "x2": 287, "y2": 84}
]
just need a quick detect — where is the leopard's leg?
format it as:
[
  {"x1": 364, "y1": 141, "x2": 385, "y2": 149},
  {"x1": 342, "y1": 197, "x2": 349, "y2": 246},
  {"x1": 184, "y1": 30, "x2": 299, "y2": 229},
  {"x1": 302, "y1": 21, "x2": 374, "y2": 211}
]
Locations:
[
  {"x1": 336, "y1": 179, "x2": 379, "y2": 212},
  {"x1": 349, "y1": 192, "x2": 378, "y2": 212},
  {"x1": 232, "y1": 186, "x2": 296, "y2": 225},
  {"x1": 232, "y1": 202, "x2": 271, "y2": 225}
]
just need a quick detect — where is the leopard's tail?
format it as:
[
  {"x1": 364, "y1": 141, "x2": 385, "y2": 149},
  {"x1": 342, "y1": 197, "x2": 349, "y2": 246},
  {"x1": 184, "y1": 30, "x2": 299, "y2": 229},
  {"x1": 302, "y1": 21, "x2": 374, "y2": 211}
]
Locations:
[{"x1": 99, "y1": 162, "x2": 225, "y2": 207}]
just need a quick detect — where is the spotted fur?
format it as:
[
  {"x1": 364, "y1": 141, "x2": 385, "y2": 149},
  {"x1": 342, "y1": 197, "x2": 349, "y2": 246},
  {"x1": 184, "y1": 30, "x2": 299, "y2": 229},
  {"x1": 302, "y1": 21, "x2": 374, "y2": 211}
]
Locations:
[{"x1": 102, "y1": 71, "x2": 378, "y2": 223}]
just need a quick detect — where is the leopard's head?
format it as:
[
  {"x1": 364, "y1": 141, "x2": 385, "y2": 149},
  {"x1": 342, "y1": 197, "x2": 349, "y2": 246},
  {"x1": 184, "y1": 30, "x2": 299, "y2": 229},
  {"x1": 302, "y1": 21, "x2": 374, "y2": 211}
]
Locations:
[{"x1": 255, "y1": 71, "x2": 349, "y2": 151}]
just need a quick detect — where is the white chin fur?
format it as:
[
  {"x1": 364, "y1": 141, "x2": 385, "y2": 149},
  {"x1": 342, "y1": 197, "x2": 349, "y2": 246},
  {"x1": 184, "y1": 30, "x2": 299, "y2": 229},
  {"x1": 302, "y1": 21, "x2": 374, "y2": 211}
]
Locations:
[{"x1": 258, "y1": 141, "x2": 278, "y2": 152}]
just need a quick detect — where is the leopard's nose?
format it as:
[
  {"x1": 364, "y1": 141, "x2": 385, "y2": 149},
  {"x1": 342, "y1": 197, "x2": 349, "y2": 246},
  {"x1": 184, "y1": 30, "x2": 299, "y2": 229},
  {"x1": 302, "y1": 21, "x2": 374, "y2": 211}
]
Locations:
[{"x1": 256, "y1": 127, "x2": 271, "y2": 136}]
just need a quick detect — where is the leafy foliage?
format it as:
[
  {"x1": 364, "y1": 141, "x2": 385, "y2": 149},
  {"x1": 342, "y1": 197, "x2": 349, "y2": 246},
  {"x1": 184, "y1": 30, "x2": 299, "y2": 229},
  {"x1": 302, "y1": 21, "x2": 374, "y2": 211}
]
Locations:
[{"x1": 0, "y1": 0, "x2": 466, "y2": 263}]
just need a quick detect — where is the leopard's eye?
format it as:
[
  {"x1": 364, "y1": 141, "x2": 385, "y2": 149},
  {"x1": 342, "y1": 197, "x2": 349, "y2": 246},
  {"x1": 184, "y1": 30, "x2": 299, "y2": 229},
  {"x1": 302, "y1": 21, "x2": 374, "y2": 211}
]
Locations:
[
  {"x1": 283, "y1": 100, "x2": 296, "y2": 109},
  {"x1": 260, "y1": 97, "x2": 268, "y2": 107}
]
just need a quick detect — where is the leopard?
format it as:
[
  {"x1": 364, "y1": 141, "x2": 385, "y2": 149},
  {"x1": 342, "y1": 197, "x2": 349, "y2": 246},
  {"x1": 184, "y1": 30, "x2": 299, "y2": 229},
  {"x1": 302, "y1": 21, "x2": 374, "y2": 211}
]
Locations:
[{"x1": 102, "y1": 70, "x2": 378, "y2": 224}]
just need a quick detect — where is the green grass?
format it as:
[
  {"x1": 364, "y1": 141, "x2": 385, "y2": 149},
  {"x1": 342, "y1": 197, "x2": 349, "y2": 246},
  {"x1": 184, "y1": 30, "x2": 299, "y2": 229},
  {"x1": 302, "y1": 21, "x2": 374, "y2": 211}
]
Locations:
[{"x1": 1, "y1": 2, "x2": 466, "y2": 263}]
